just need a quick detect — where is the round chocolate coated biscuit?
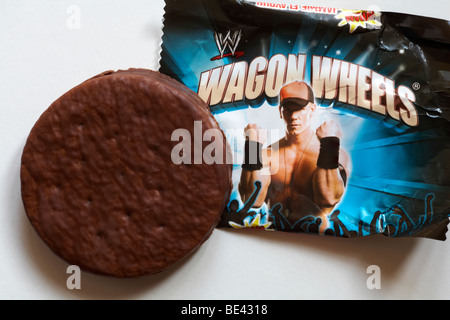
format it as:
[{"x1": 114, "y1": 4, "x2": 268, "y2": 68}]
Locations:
[{"x1": 20, "y1": 69, "x2": 232, "y2": 277}]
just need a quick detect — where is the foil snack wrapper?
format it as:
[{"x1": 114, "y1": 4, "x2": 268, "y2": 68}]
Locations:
[{"x1": 159, "y1": 0, "x2": 450, "y2": 240}]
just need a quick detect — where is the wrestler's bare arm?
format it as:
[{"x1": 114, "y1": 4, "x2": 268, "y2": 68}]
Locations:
[
  {"x1": 239, "y1": 160, "x2": 271, "y2": 207},
  {"x1": 312, "y1": 121, "x2": 351, "y2": 208},
  {"x1": 238, "y1": 123, "x2": 271, "y2": 208},
  {"x1": 313, "y1": 150, "x2": 350, "y2": 208}
]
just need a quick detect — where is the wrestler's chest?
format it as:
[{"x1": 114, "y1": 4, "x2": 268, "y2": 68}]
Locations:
[{"x1": 270, "y1": 155, "x2": 317, "y2": 192}]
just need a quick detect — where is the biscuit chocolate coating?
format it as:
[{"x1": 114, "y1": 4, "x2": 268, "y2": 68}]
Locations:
[{"x1": 20, "y1": 69, "x2": 232, "y2": 277}]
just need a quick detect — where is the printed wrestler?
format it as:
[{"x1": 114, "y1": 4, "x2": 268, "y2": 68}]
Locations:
[{"x1": 238, "y1": 81, "x2": 351, "y2": 232}]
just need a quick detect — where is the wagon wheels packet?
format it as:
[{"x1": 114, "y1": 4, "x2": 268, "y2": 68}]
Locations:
[{"x1": 160, "y1": 0, "x2": 450, "y2": 240}]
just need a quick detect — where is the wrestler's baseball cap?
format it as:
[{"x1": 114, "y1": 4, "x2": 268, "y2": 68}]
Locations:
[{"x1": 279, "y1": 81, "x2": 315, "y2": 109}]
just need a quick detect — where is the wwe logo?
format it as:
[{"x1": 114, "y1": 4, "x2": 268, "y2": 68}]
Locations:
[{"x1": 211, "y1": 30, "x2": 244, "y2": 61}]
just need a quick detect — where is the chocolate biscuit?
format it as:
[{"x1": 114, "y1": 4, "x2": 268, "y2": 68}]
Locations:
[{"x1": 20, "y1": 69, "x2": 232, "y2": 277}]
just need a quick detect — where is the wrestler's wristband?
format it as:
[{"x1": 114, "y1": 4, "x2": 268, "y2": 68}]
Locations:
[
  {"x1": 317, "y1": 136, "x2": 340, "y2": 169},
  {"x1": 242, "y1": 139, "x2": 263, "y2": 171}
]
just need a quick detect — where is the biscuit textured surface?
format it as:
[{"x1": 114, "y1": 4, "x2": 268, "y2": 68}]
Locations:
[{"x1": 20, "y1": 69, "x2": 232, "y2": 277}]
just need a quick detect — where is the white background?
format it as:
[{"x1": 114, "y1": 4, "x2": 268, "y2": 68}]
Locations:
[{"x1": 1, "y1": 0, "x2": 449, "y2": 300}]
